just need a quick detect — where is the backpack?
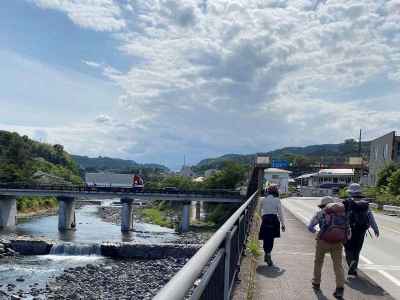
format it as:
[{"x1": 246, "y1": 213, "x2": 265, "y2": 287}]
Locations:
[
  {"x1": 349, "y1": 199, "x2": 370, "y2": 230},
  {"x1": 319, "y1": 202, "x2": 348, "y2": 244}
]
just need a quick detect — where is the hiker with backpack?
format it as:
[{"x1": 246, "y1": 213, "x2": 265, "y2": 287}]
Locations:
[
  {"x1": 343, "y1": 183, "x2": 379, "y2": 276},
  {"x1": 308, "y1": 196, "x2": 349, "y2": 299},
  {"x1": 259, "y1": 185, "x2": 286, "y2": 266}
]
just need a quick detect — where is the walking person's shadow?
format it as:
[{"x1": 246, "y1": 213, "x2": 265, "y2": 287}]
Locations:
[{"x1": 256, "y1": 265, "x2": 286, "y2": 278}]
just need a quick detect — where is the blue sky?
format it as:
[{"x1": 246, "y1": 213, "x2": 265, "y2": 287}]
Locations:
[{"x1": 1, "y1": 0, "x2": 400, "y2": 169}]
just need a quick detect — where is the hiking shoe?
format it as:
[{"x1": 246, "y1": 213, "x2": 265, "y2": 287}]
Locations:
[
  {"x1": 312, "y1": 282, "x2": 320, "y2": 291},
  {"x1": 333, "y1": 287, "x2": 344, "y2": 299},
  {"x1": 264, "y1": 253, "x2": 273, "y2": 266}
]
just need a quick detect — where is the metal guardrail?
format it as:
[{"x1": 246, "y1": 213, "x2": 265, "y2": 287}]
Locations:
[
  {"x1": 154, "y1": 191, "x2": 258, "y2": 300},
  {"x1": 383, "y1": 205, "x2": 400, "y2": 214},
  {"x1": 369, "y1": 203, "x2": 379, "y2": 209}
]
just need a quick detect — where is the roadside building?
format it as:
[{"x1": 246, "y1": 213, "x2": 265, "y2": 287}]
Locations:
[
  {"x1": 368, "y1": 131, "x2": 400, "y2": 186},
  {"x1": 296, "y1": 169, "x2": 354, "y2": 188},
  {"x1": 264, "y1": 168, "x2": 291, "y2": 193}
]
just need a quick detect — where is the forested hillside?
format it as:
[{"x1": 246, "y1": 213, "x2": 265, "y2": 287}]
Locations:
[
  {"x1": 194, "y1": 139, "x2": 370, "y2": 173},
  {"x1": 72, "y1": 155, "x2": 168, "y2": 173},
  {"x1": 0, "y1": 130, "x2": 81, "y2": 184}
]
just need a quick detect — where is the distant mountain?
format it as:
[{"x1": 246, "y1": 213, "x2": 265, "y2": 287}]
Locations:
[
  {"x1": 72, "y1": 155, "x2": 169, "y2": 173},
  {"x1": 194, "y1": 139, "x2": 371, "y2": 173}
]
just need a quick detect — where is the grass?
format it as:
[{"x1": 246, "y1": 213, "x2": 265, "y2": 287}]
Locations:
[
  {"x1": 247, "y1": 238, "x2": 261, "y2": 258},
  {"x1": 17, "y1": 196, "x2": 58, "y2": 213},
  {"x1": 141, "y1": 208, "x2": 173, "y2": 228}
]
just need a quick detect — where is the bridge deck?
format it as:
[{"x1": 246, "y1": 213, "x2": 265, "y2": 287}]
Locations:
[{"x1": 251, "y1": 209, "x2": 393, "y2": 300}]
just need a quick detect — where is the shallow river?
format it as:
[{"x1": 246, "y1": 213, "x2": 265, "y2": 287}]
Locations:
[{"x1": 0, "y1": 201, "x2": 177, "y2": 298}]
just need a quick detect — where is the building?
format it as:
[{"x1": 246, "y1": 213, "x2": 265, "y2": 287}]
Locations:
[
  {"x1": 368, "y1": 131, "x2": 400, "y2": 186},
  {"x1": 296, "y1": 169, "x2": 355, "y2": 188},
  {"x1": 264, "y1": 168, "x2": 291, "y2": 193}
]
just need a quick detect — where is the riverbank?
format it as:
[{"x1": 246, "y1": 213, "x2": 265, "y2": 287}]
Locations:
[
  {"x1": 17, "y1": 207, "x2": 58, "y2": 220},
  {"x1": 100, "y1": 205, "x2": 214, "y2": 245}
]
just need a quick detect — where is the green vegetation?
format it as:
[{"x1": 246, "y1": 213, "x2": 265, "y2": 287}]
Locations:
[
  {"x1": 246, "y1": 238, "x2": 261, "y2": 258},
  {"x1": 141, "y1": 207, "x2": 173, "y2": 228},
  {"x1": 366, "y1": 164, "x2": 400, "y2": 206},
  {"x1": 17, "y1": 196, "x2": 58, "y2": 213},
  {"x1": 0, "y1": 130, "x2": 81, "y2": 184}
]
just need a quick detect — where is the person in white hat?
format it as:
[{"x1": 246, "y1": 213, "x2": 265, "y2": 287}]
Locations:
[
  {"x1": 343, "y1": 183, "x2": 379, "y2": 276},
  {"x1": 308, "y1": 196, "x2": 346, "y2": 299}
]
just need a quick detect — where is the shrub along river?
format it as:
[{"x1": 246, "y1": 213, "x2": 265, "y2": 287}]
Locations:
[{"x1": 0, "y1": 200, "x2": 201, "y2": 299}]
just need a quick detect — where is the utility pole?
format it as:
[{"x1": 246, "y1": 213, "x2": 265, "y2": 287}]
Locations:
[{"x1": 358, "y1": 129, "x2": 362, "y2": 157}]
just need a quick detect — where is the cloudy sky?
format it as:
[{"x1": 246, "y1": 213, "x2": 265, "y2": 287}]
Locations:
[{"x1": 1, "y1": 0, "x2": 400, "y2": 169}]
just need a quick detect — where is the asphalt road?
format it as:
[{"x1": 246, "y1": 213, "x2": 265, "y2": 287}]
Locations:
[{"x1": 282, "y1": 197, "x2": 400, "y2": 300}]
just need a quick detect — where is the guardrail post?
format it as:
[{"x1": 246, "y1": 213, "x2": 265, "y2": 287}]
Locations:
[{"x1": 224, "y1": 230, "x2": 232, "y2": 300}]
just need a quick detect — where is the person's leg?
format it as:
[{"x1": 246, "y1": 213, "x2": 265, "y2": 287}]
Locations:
[
  {"x1": 263, "y1": 236, "x2": 273, "y2": 253},
  {"x1": 330, "y1": 243, "x2": 345, "y2": 289},
  {"x1": 313, "y1": 240, "x2": 326, "y2": 288},
  {"x1": 353, "y1": 229, "x2": 366, "y2": 269}
]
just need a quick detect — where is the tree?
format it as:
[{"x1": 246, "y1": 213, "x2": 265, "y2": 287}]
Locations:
[
  {"x1": 388, "y1": 169, "x2": 400, "y2": 195},
  {"x1": 204, "y1": 161, "x2": 247, "y2": 189},
  {"x1": 377, "y1": 164, "x2": 399, "y2": 188}
]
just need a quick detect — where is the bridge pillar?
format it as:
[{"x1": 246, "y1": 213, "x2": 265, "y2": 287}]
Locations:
[
  {"x1": 180, "y1": 202, "x2": 191, "y2": 233},
  {"x1": 0, "y1": 195, "x2": 17, "y2": 229},
  {"x1": 121, "y1": 198, "x2": 134, "y2": 232},
  {"x1": 192, "y1": 201, "x2": 201, "y2": 221},
  {"x1": 58, "y1": 196, "x2": 76, "y2": 231}
]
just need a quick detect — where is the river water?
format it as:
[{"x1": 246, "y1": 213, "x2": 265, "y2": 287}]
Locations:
[{"x1": 0, "y1": 201, "x2": 177, "y2": 298}]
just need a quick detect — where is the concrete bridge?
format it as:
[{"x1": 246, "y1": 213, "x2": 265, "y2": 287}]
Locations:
[{"x1": 0, "y1": 186, "x2": 242, "y2": 233}]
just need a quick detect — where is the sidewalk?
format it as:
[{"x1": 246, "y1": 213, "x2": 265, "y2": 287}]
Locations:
[{"x1": 254, "y1": 209, "x2": 394, "y2": 300}]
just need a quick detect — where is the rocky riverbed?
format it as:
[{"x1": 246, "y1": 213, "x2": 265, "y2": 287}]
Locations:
[
  {"x1": 0, "y1": 239, "x2": 17, "y2": 259},
  {"x1": 4, "y1": 258, "x2": 187, "y2": 300}
]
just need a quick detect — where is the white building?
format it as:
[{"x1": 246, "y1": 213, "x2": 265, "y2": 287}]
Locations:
[
  {"x1": 264, "y1": 168, "x2": 291, "y2": 194},
  {"x1": 296, "y1": 169, "x2": 355, "y2": 188}
]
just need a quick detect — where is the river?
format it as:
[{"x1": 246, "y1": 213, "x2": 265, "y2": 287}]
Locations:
[{"x1": 0, "y1": 201, "x2": 178, "y2": 299}]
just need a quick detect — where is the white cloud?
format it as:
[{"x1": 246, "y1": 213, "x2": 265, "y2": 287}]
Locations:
[
  {"x1": 17, "y1": 0, "x2": 400, "y2": 167},
  {"x1": 30, "y1": 0, "x2": 126, "y2": 31}
]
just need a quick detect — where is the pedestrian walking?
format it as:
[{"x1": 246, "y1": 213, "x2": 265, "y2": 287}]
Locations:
[
  {"x1": 343, "y1": 183, "x2": 379, "y2": 276},
  {"x1": 258, "y1": 185, "x2": 286, "y2": 266},
  {"x1": 308, "y1": 196, "x2": 349, "y2": 299}
]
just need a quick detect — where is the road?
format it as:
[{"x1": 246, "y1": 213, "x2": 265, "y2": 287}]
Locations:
[{"x1": 282, "y1": 197, "x2": 400, "y2": 300}]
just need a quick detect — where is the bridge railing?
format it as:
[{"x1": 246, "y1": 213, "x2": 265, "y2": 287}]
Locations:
[
  {"x1": 154, "y1": 191, "x2": 258, "y2": 300},
  {"x1": 0, "y1": 183, "x2": 241, "y2": 198}
]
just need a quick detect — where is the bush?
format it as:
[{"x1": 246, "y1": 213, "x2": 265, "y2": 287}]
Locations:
[
  {"x1": 377, "y1": 164, "x2": 399, "y2": 187},
  {"x1": 388, "y1": 169, "x2": 400, "y2": 195}
]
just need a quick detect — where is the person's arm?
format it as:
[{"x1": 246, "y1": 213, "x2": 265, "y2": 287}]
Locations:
[
  {"x1": 368, "y1": 210, "x2": 379, "y2": 237},
  {"x1": 308, "y1": 212, "x2": 320, "y2": 233},
  {"x1": 277, "y1": 198, "x2": 285, "y2": 230}
]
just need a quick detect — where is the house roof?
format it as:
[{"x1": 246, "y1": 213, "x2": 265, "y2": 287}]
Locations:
[
  {"x1": 318, "y1": 169, "x2": 354, "y2": 176},
  {"x1": 265, "y1": 168, "x2": 292, "y2": 174}
]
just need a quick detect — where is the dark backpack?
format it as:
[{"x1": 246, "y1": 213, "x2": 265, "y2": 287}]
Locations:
[
  {"x1": 349, "y1": 199, "x2": 370, "y2": 230},
  {"x1": 319, "y1": 202, "x2": 348, "y2": 244}
]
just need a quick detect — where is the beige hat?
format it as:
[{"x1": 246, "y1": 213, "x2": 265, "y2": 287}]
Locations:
[{"x1": 318, "y1": 196, "x2": 335, "y2": 208}]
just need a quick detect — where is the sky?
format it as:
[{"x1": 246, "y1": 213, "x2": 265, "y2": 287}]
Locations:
[{"x1": 1, "y1": 0, "x2": 400, "y2": 170}]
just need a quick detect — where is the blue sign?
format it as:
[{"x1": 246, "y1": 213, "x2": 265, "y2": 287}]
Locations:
[{"x1": 272, "y1": 160, "x2": 289, "y2": 169}]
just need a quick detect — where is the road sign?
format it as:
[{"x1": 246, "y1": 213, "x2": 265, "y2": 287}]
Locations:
[{"x1": 272, "y1": 160, "x2": 289, "y2": 169}]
